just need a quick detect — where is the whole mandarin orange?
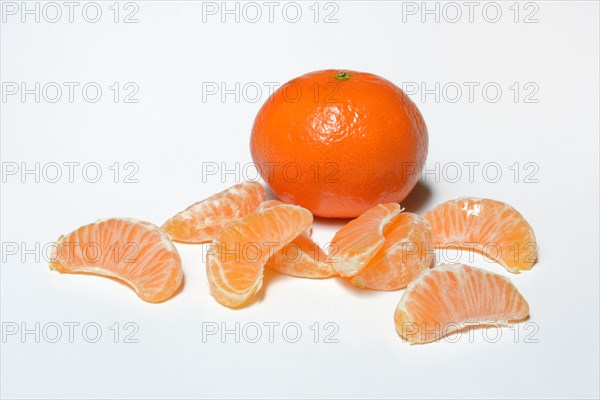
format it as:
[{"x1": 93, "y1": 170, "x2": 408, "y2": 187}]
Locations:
[{"x1": 250, "y1": 69, "x2": 428, "y2": 218}]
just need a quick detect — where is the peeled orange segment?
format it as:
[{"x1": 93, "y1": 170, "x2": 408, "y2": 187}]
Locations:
[
  {"x1": 394, "y1": 264, "x2": 530, "y2": 344},
  {"x1": 265, "y1": 234, "x2": 337, "y2": 278},
  {"x1": 206, "y1": 204, "x2": 313, "y2": 307},
  {"x1": 350, "y1": 212, "x2": 433, "y2": 290},
  {"x1": 258, "y1": 200, "x2": 336, "y2": 279},
  {"x1": 162, "y1": 181, "x2": 266, "y2": 244},
  {"x1": 330, "y1": 203, "x2": 403, "y2": 277},
  {"x1": 49, "y1": 218, "x2": 183, "y2": 303},
  {"x1": 423, "y1": 198, "x2": 537, "y2": 273}
]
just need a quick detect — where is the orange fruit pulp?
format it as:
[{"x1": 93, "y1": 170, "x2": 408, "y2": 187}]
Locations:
[
  {"x1": 50, "y1": 218, "x2": 183, "y2": 303},
  {"x1": 162, "y1": 181, "x2": 266, "y2": 243},
  {"x1": 258, "y1": 200, "x2": 336, "y2": 279},
  {"x1": 423, "y1": 198, "x2": 537, "y2": 273},
  {"x1": 206, "y1": 204, "x2": 313, "y2": 307},
  {"x1": 330, "y1": 203, "x2": 433, "y2": 290},
  {"x1": 394, "y1": 263, "x2": 529, "y2": 344}
]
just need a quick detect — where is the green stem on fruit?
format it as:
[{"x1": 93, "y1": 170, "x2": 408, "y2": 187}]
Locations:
[{"x1": 335, "y1": 71, "x2": 351, "y2": 81}]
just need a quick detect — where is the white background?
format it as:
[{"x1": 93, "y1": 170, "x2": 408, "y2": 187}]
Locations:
[{"x1": 1, "y1": 1, "x2": 599, "y2": 399}]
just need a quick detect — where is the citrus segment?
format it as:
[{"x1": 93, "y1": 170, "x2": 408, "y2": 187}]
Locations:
[
  {"x1": 49, "y1": 218, "x2": 183, "y2": 303},
  {"x1": 330, "y1": 203, "x2": 403, "y2": 277},
  {"x1": 258, "y1": 200, "x2": 337, "y2": 279},
  {"x1": 162, "y1": 181, "x2": 266, "y2": 243},
  {"x1": 206, "y1": 204, "x2": 313, "y2": 307},
  {"x1": 350, "y1": 212, "x2": 433, "y2": 290},
  {"x1": 394, "y1": 264, "x2": 529, "y2": 344},
  {"x1": 423, "y1": 198, "x2": 537, "y2": 273}
]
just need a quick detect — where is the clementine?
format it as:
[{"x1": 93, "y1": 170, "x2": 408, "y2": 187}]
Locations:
[{"x1": 250, "y1": 69, "x2": 428, "y2": 218}]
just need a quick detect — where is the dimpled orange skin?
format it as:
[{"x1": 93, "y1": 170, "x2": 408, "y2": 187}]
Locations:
[{"x1": 250, "y1": 69, "x2": 428, "y2": 218}]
